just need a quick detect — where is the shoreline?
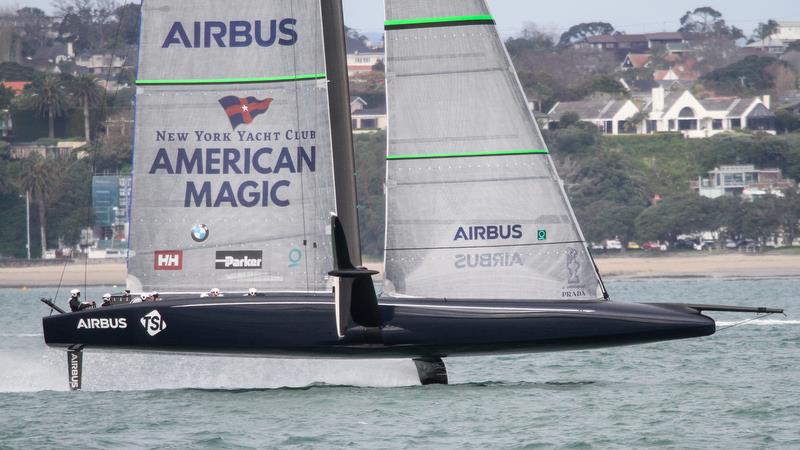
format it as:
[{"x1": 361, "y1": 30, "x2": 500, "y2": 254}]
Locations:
[{"x1": 2, "y1": 253, "x2": 799, "y2": 288}]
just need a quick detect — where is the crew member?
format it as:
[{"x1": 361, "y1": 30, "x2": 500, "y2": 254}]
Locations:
[
  {"x1": 151, "y1": 292, "x2": 160, "y2": 302},
  {"x1": 208, "y1": 288, "x2": 223, "y2": 298},
  {"x1": 69, "y1": 289, "x2": 95, "y2": 312},
  {"x1": 245, "y1": 288, "x2": 257, "y2": 297},
  {"x1": 101, "y1": 293, "x2": 113, "y2": 307}
]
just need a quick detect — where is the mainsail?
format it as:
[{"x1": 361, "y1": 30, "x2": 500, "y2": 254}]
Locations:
[
  {"x1": 383, "y1": 0, "x2": 604, "y2": 300},
  {"x1": 128, "y1": 0, "x2": 337, "y2": 293}
]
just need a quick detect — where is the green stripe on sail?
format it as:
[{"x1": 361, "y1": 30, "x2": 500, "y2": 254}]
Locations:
[
  {"x1": 136, "y1": 73, "x2": 327, "y2": 86},
  {"x1": 387, "y1": 149, "x2": 549, "y2": 161},
  {"x1": 384, "y1": 15, "x2": 495, "y2": 27}
]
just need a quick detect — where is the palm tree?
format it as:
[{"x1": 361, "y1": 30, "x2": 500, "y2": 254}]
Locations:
[
  {"x1": 67, "y1": 74, "x2": 103, "y2": 142},
  {"x1": 28, "y1": 75, "x2": 68, "y2": 139},
  {"x1": 16, "y1": 156, "x2": 64, "y2": 257}
]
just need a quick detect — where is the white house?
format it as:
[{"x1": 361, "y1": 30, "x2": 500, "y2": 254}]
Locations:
[
  {"x1": 548, "y1": 99, "x2": 640, "y2": 134},
  {"x1": 350, "y1": 97, "x2": 387, "y2": 132},
  {"x1": 692, "y1": 165, "x2": 794, "y2": 199},
  {"x1": 346, "y1": 51, "x2": 384, "y2": 76},
  {"x1": 643, "y1": 87, "x2": 775, "y2": 138}
]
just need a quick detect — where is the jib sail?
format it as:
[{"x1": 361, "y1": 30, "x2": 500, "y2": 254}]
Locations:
[
  {"x1": 128, "y1": 0, "x2": 336, "y2": 293},
  {"x1": 382, "y1": 0, "x2": 604, "y2": 300}
]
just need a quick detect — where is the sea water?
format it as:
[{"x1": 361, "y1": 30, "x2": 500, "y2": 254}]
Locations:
[{"x1": 0, "y1": 278, "x2": 798, "y2": 449}]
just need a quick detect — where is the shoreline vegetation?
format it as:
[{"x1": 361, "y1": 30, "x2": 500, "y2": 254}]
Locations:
[{"x1": 2, "y1": 252, "x2": 800, "y2": 289}]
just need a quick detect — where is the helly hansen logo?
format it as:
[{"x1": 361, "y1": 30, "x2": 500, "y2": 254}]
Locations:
[
  {"x1": 154, "y1": 250, "x2": 183, "y2": 270},
  {"x1": 215, "y1": 251, "x2": 263, "y2": 269}
]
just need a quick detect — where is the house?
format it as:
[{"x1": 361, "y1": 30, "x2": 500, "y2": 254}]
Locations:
[
  {"x1": 581, "y1": 34, "x2": 649, "y2": 52},
  {"x1": 746, "y1": 22, "x2": 800, "y2": 55},
  {"x1": 22, "y1": 42, "x2": 73, "y2": 73},
  {"x1": 644, "y1": 87, "x2": 775, "y2": 138},
  {"x1": 619, "y1": 78, "x2": 660, "y2": 101},
  {"x1": 578, "y1": 32, "x2": 687, "y2": 51},
  {"x1": 10, "y1": 140, "x2": 89, "y2": 159},
  {"x1": 692, "y1": 165, "x2": 795, "y2": 199},
  {"x1": 0, "y1": 81, "x2": 30, "y2": 95},
  {"x1": 774, "y1": 21, "x2": 800, "y2": 42},
  {"x1": 101, "y1": 109, "x2": 134, "y2": 140},
  {"x1": 92, "y1": 175, "x2": 131, "y2": 245},
  {"x1": 746, "y1": 37, "x2": 789, "y2": 55},
  {"x1": 347, "y1": 51, "x2": 384, "y2": 76},
  {"x1": 547, "y1": 99, "x2": 640, "y2": 134},
  {"x1": 621, "y1": 53, "x2": 652, "y2": 70},
  {"x1": 550, "y1": 88, "x2": 776, "y2": 138},
  {"x1": 74, "y1": 51, "x2": 128, "y2": 76},
  {"x1": 350, "y1": 97, "x2": 387, "y2": 132}
]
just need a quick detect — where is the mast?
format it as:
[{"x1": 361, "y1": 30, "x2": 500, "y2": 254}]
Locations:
[{"x1": 321, "y1": 0, "x2": 362, "y2": 266}]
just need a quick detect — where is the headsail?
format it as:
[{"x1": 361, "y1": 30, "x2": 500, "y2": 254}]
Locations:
[
  {"x1": 129, "y1": 0, "x2": 336, "y2": 293},
  {"x1": 383, "y1": 0, "x2": 604, "y2": 300}
]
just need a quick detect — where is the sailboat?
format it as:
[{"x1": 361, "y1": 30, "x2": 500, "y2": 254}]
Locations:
[{"x1": 42, "y1": 0, "x2": 781, "y2": 389}]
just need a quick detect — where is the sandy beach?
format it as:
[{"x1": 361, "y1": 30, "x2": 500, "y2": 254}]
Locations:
[{"x1": 1, "y1": 252, "x2": 799, "y2": 288}]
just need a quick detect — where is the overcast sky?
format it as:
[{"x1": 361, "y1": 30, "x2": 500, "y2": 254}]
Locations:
[{"x1": 6, "y1": 0, "x2": 799, "y2": 38}]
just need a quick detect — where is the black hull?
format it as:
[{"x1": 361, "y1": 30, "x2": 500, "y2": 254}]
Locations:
[{"x1": 43, "y1": 295, "x2": 715, "y2": 358}]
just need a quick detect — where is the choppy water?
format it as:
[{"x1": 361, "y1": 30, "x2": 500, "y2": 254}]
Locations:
[{"x1": 1, "y1": 278, "x2": 798, "y2": 449}]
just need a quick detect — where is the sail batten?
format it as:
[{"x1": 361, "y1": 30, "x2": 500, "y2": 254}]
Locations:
[
  {"x1": 383, "y1": 0, "x2": 603, "y2": 301},
  {"x1": 136, "y1": 73, "x2": 327, "y2": 86}
]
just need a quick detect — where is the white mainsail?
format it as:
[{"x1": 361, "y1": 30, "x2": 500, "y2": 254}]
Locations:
[
  {"x1": 382, "y1": 0, "x2": 604, "y2": 300},
  {"x1": 128, "y1": 0, "x2": 336, "y2": 293}
]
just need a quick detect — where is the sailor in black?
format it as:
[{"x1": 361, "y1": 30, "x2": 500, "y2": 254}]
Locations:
[
  {"x1": 101, "y1": 293, "x2": 113, "y2": 307},
  {"x1": 69, "y1": 289, "x2": 95, "y2": 312}
]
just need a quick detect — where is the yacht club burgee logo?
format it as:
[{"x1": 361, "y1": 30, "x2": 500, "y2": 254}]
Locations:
[{"x1": 219, "y1": 96, "x2": 274, "y2": 129}]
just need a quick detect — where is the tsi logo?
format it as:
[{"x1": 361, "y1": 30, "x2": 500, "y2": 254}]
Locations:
[
  {"x1": 154, "y1": 250, "x2": 183, "y2": 270},
  {"x1": 77, "y1": 317, "x2": 127, "y2": 329},
  {"x1": 216, "y1": 251, "x2": 263, "y2": 269},
  {"x1": 141, "y1": 310, "x2": 167, "y2": 337}
]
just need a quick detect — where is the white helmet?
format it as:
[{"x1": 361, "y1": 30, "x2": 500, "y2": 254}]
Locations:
[
  {"x1": 248, "y1": 288, "x2": 257, "y2": 295},
  {"x1": 70, "y1": 289, "x2": 80, "y2": 297},
  {"x1": 140, "y1": 293, "x2": 148, "y2": 300},
  {"x1": 210, "y1": 288, "x2": 221, "y2": 295},
  {"x1": 102, "y1": 293, "x2": 111, "y2": 300}
]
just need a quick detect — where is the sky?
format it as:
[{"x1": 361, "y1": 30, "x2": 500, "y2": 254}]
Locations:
[{"x1": 5, "y1": 0, "x2": 799, "y2": 38}]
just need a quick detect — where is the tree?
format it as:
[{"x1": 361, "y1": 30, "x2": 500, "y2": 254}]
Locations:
[
  {"x1": 0, "y1": 85, "x2": 13, "y2": 109},
  {"x1": 777, "y1": 191, "x2": 800, "y2": 245},
  {"x1": 27, "y1": 74, "x2": 68, "y2": 139},
  {"x1": 558, "y1": 22, "x2": 615, "y2": 47},
  {"x1": 15, "y1": 156, "x2": 65, "y2": 257},
  {"x1": 67, "y1": 74, "x2": 102, "y2": 141},
  {"x1": 113, "y1": 3, "x2": 141, "y2": 45},
  {"x1": 15, "y1": 7, "x2": 50, "y2": 56},
  {"x1": 506, "y1": 24, "x2": 556, "y2": 55},
  {"x1": 700, "y1": 55, "x2": 786, "y2": 95},
  {"x1": 559, "y1": 112, "x2": 581, "y2": 129},
  {"x1": 679, "y1": 7, "x2": 743, "y2": 39},
  {"x1": 775, "y1": 109, "x2": 800, "y2": 134},
  {"x1": 753, "y1": 20, "x2": 779, "y2": 42},
  {"x1": 635, "y1": 194, "x2": 716, "y2": 243}
]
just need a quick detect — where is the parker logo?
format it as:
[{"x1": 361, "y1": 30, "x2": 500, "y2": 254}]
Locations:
[
  {"x1": 77, "y1": 318, "x2": 128, "y2": 329},
  {"x1": 215, "y1": 251, "x2": 263, "y2": 269},
  {"x1": 141, "y1": 310, "x2": 167, "y2": 337},
  {"x1": 154, "y1": 250, "x2": 183, "y2": 270}
]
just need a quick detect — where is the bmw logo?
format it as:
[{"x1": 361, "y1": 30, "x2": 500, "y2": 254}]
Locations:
[{"x1": 191, "y1": 224, "x2": 209, "y2": 243}]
